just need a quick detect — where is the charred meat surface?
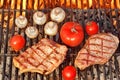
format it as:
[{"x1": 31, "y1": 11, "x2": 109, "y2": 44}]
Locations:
[
  {"x1": 75, "y1": 33, "x2": 119, "y2": 70},
  {"x1": 13, "y1": 38, "x2": 68, "y2": 75}
]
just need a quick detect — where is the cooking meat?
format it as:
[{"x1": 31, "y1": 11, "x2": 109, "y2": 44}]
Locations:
[
  {"x1": 75, "y1": 33, "x2": 119, "y2": 70},
  {"x1": 13, "y1": 38, "x2": 68, "y2": 75}
]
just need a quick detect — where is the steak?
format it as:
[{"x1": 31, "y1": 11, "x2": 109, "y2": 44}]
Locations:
[
  {"x1": 75, "y1": 33, "x2": 119, "y2": 70},
  {"x1": 13, "y1": 38, "x2": 68, "y2": 75}
]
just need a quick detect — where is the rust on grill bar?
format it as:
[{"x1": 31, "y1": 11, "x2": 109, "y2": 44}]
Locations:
[{"x1": 0, "y1": 0, "x2": 120, "y2": 80}]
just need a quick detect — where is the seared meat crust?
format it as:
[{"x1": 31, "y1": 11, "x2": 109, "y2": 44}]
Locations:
[
  {"x1": 13, "y1": 38, "x2": 68, "y2": 75},
  {"x1": 75, "y1": 33, "x2": 119, "y2": 70}
]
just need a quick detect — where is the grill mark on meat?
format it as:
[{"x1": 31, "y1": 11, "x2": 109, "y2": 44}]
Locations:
[
  {"x1": 80, "y1": 53, "x2": 106, "y2": 59},
  {"x1": 41, "y1": 40, "x2": 59, "y2": 54},
  {"x1": 81, "y1": 59, "x2": 95, "y2": 64},
  {"x1": 101, "y1": 39, "x2": 103, "y2": 56},
  {"x1": 15, "y1": 58, "x2": 27, "y2": 68},
  {"x1": 48, "y1": 39, "x2": 58, "y2": 47},
  {"x1": 36, "y1": 41, "x2": 59, "y2": 70},
  {"x1": 39, "y1": 43, "x2": 61, "y2": 72},
  {"x1": 89, "y1": 34, "x2": 118, "y2": 47},
  {"x1": 51, "y1": 56, "x2": 59, "y2": 63},
  {"x1": 88, "y1": 43, "x2": 116, "y2": 49},
  {"x1": 86, "y1": 34, "x2": 116, "y2": 60},
  {"x1": 76, "y1": 59, "x2": 85, "y2": 65},
  {"x1": 40, "y1": 40, "x2": 61, "y2": 68},
  {"x1": 40, "y1": 40, "x2": 60, "y2": 61},
  {"x1": 43, "y1": 40, "x2": 65, "y2": 60},
  {"x1": 31, "y1": 47, "x2": 44, "y2": 60},
  {"x1": 35, "y1": 47, "x2": 49, "y2": 69},
  {"x1": 49, "y1": 45, "x2": 59, "y2": 54},
  {"x1": 13, "y1": 38, "x2": 68, "y2": 75},
  {"x1": 89, "y1": 50, "x2": 111, "y2": 54},
  {"x1": 20, "y1": 54, "x2": 35, "y2": 68},
  {"x1": 76, "y1": 58, "x2": 95, "y2": 65},
  {"x1": 18, "y1": 55, "x2": 29, "y2": 68},
  {"x1": 90, "y1": 36, "x2": 115, "y2": 42},
  {"x1": 102, "y1": 33, "x2": 119, "y2": 47},
  {"x1": 106, "y1": 33, "x2": 119, "y2": 47},
  {"x1": 41, "y1": 38, "x2": 58, "y2": 48},
  {"x1": 47, "y1": 59, "x2": 54, "y2": 65},
  {"x1": 81, "y1": 39, "x2": 107, "y2": 65},
  {"x1": 31, "y1": 47, "x2": 43, "y2": 59},
  {"x1": 24, "y1": 50, "x2": 39, "y2": 67},
  {"x1": 47, "y1": 47, "x2": 62, "y2": 62},
  {"x1": 37, "y1": 47, "x2": 47, "y2": 55},
  {"x1": 86, "y1": 40, "x2": 90, "y2": 65},
  {"x1": 36, "y1": 47, "x2": 48, "y2": 57},
  {"x1": 75, "y1": 33, "x2": 119, "y2": 70},
  {"x1": 30, "y1": 47, "x2": 45, "y2": 67},
  {"x1": 19, "y1": 50, "x2": 44, "y2": 68},
  {"x1": 31, "y1": 47, "x2": 57, "y2": 68}
]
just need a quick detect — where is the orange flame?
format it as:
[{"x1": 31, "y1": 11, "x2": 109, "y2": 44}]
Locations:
[
  {"x1": 0, "y1": 0, "x2": 120, "y2": 29},
  {"x1": 0, "y1": 0, "x2": 120, "y2": 9}
]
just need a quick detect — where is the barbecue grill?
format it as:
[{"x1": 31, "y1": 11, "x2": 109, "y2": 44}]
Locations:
[{"x1": 0, "y1": 0, "x2": 120, "y2": 80}]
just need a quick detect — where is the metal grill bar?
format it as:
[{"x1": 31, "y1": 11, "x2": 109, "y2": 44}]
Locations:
[
  {"x1": 2, "y1": 1, "x2": 11, "y2": 80},
  {"x1": 0, "y1": 0, "x2": 120, "y2": 80},
  {"x1": 0, "y1": 10, "x2": 119, "y2": 80}
]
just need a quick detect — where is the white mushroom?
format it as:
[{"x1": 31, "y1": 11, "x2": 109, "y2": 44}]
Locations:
[
  {"x1": 44, "y1": 21, "x2": 58, "y2": 36},
  {"x1": 15, "y1": 15, "x2": 28, "y2": 28},
  {"x1": 25, "y1": 26, "x2": 39, "y2": 39},
  {"x1": 33, "y1": 11, "x2": 47, "y2": 25},
  {"x1": 50, "y1": 7, "x2": 65, "y2": 23}
]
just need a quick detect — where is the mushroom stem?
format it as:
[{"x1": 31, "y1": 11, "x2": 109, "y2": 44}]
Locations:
[
  {"x1": 37, "y1": 12, "x2": 43, "y2": 17},
  {"x1": 19, "y1": 17, "x2": 25, "y2": 22},
  {"x1": 55, "y1": 9, "x2": 61, "y2": 15}
]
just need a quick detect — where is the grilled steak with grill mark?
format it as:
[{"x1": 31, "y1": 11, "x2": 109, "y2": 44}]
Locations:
[
  {"x1": 13, "y1": 38, "x2": 68, "y2": 75},
  {"x1": 75, "y1": 33, "x2": 119, "y2": 70}
]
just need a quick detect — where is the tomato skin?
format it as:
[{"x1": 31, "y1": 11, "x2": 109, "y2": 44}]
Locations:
[
  {"x1": 85, "y1": 21, "x2": 99, "y2": 35},
  {"x1": 9, "y1": 35, "x2": 25, "y2": 52},
  {"x1": 60, "y1": 22, "x2": 84, "y2": 47},
  {"x1": 62, "y1": 66, "x2": 76, "y2": 80}
]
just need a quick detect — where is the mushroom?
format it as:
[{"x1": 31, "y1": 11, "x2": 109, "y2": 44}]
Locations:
[
  {"x1": 33, "y1": 11, "x2": 47, "y2": 25},
  {"x1": 50, "y1": 7, "x2": 66, "y2": 23},
  {"x1": 25, "y1": 26, "x2": 39, "y2": 39},
  {"x1": 15, "y1": 15, "x2": 28, "y2": 28},
  {"x1": 44, "y1": 21, "x2": 58, "y2": 36}
]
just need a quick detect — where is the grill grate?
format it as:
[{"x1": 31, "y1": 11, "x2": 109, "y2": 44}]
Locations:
[{"x1": 0, "y1": 0, "x2": 120, "y2": 80}]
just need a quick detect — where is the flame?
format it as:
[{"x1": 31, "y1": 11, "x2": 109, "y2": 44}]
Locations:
[
  {"x1": 0, "y1": 0, "x2": 119, "y2": 9},
  {"x1": 0, "y1": 0, "x2": 120, "y2": 29}
]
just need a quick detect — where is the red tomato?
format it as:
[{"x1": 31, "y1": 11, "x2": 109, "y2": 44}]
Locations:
[
  {"x1": 9, "y1": 35, "x2": 25, "y2": 52},
  {"x1": 62, "y1": 66, "x2": 76, "y2": 80},
  {"x1": 60, "y1": 22, "x2": 84, "y2": 47},
  {"x1": 85, "y1": 21, "x2": 99, "y2": 35}
]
